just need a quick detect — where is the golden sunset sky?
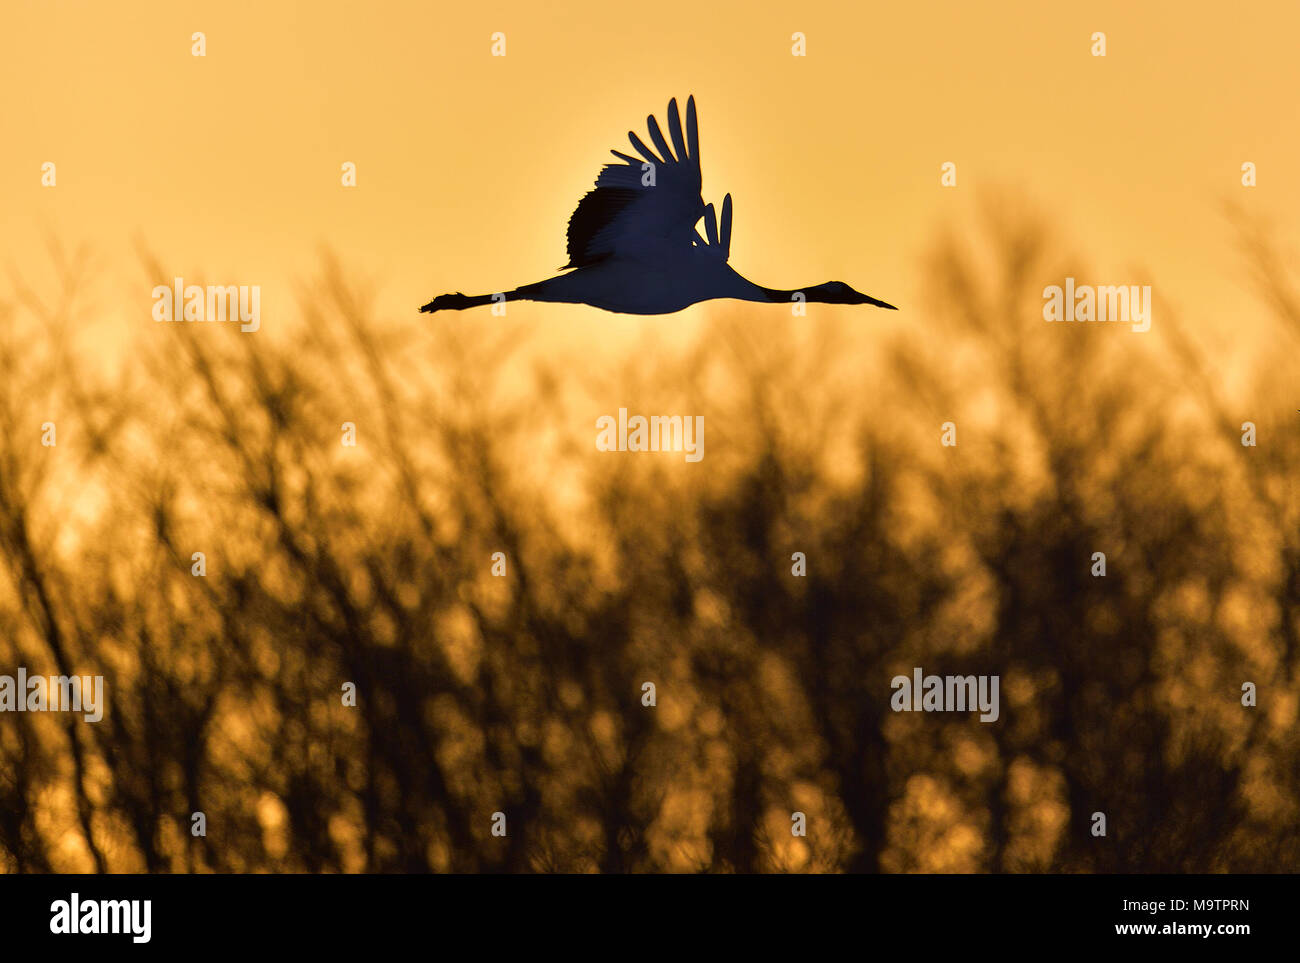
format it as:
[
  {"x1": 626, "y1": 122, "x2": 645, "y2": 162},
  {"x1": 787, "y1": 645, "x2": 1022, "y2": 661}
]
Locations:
[{"x1": 3, "y1": 0, "x2": 1297, "y2": 367}]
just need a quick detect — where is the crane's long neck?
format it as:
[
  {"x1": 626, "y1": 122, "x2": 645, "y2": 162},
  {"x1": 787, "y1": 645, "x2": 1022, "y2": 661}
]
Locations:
[
  {"x1": 720, "y1": 266, "x2": 839, "y2": 304},
  {"x1": 719, "y1": 267, "x2": 791, "y2": 304}
]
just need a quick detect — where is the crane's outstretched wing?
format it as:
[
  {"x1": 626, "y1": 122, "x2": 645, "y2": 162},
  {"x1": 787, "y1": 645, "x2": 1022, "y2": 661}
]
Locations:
[
  {"x1": 563, "y1": 96, "x2": 705, "y2": 269},
  {"x1": 692, "y1": 194, "x2": 733, "y2": 262}
]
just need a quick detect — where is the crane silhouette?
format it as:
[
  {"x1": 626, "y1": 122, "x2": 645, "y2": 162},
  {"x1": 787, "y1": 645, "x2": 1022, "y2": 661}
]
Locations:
[{"x1": 420, "y1": 96, "x2": 897, "y2": 315}]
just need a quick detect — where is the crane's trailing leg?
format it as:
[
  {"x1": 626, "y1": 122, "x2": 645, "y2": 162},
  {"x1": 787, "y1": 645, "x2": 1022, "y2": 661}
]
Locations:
[{"x1": 420, "y1": 291, "x2": 506, "y2": 313}]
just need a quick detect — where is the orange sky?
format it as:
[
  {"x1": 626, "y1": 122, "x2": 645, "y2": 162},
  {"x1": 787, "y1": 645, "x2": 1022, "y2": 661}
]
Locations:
[{"x1": 3, "y1": 0, "x2": 1298, "y2": 368}]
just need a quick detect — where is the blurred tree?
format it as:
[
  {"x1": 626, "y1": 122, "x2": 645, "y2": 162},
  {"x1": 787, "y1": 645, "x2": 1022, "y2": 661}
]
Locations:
[{"x1": 0, "y1": 207, "x2": 1295, "y2": 873}]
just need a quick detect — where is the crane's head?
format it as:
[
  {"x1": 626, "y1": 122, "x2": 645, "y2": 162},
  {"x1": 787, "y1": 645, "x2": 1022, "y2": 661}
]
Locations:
[{"x1": 803, "y1": 281, "x2": 898, "y2": 309}]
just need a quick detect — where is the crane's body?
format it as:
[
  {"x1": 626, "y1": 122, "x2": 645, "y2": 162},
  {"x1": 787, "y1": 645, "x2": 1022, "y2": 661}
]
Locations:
[{"x1": 420, "y1": 97, "x2": 896, "y2": 316}]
